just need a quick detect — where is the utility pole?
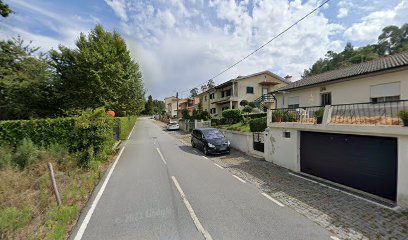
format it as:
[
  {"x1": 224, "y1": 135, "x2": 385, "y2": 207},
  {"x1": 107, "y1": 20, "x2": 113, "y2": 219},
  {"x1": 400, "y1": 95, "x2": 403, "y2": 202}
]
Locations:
[{"x1": 176, "y1": 91, "x2": 179, "y2": 118}]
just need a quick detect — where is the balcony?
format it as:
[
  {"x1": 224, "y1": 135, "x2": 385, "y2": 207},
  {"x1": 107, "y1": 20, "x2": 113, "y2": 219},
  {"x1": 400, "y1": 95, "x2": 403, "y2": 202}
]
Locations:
[
  {"x1": 211, "y1": 95, "x2": 238, "y2": 104},
  {"x1": 269, "y1": 100, "x2": 408, "y2": 126}
]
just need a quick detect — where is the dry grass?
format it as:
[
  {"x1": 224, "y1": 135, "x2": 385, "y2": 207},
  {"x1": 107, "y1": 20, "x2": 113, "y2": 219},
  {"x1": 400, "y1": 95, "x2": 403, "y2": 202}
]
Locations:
[
  {"x1": 331, "y1": 116, "x2": 401, "y2": 125},
  {"x1": 0, "y1": 149, "x2": 115, "y2": 239}
]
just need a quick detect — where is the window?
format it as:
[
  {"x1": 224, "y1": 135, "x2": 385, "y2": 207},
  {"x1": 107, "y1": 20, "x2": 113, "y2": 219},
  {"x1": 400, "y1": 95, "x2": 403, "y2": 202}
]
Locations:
[
  {"x1": 204, "y1": 96, "x2": 207, "y2": 101},
  {"x1": 209, "y1": 93, "x2": 215, "y2": 99},
  {"x1": 222, "y1": 106, "x2": 229, "y2": 111},
  {"x1": 210, "y1": 108, "x2": 216, "y2": 114},
  {"x1": 221, "y1": 91, "x2": 225, "y2": 98},
  {"x1": 371, "y1": 96, "x2": 400, "y2": 103},
  {"x1": 321, "y1": 92, "x2": 331, "y2": 106},
  {"x1": 370, "y1": 82, "x2": 400, "y2": 103},
  {"x1": 283, "y1": 131, "x2": 291, "y2": 138},
  {"x1": 226, "y1": 89, "x2": 231, "y2": 96},
  {"x1": 288, "y1": 96, "x2": 300, "y2": 109},
  {"x1": 246, "y1": 86, "x2": 254, "y2": 94}
]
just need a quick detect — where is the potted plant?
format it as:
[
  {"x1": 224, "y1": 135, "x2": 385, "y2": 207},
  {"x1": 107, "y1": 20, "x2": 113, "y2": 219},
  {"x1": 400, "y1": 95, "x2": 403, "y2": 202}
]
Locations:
[
  {"x1": 273, "y1": 110, "x2": 284, "y2": 122},
  {"x1": 398, "y1": 110, "x2": 408, "y2": 126},
  {"x1": 314, "y1": 107, "x2": 325, "y2": 124}
]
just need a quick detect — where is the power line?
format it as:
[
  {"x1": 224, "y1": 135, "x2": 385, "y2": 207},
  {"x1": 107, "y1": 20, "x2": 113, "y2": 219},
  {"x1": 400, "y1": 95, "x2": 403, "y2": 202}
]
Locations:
[{"x1": 179, "y1": 0, "x2": 332, "y2": 95}]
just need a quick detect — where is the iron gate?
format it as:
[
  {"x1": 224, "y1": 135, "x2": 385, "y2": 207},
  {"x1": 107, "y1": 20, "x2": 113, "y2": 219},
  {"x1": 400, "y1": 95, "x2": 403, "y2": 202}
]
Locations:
[
  {"x1": 188, "y1": 120, "x2": 195, "y2": 132},
  {"x1": 253, "y1": 132, "x2": 264, "y2": 152}
]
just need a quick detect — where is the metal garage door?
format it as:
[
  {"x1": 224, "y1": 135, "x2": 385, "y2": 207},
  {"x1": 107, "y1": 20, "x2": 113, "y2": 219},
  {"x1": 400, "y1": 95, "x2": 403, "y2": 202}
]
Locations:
[{"x1": 300, "y1": 131, "x2": 397, "y2": 201}]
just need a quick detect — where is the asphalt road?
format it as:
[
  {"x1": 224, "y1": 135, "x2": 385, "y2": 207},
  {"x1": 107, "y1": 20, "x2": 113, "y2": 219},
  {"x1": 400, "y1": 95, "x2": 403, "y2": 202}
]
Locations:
[{"x1": 70, "y1": 118, "x2": 332, "y2": 240}]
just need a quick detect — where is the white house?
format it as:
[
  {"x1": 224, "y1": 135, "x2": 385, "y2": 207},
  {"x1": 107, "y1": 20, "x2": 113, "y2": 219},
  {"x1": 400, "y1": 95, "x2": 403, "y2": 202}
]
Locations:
[{"x1": 265, "y1": 51, "x2": 408, "y2": 207}]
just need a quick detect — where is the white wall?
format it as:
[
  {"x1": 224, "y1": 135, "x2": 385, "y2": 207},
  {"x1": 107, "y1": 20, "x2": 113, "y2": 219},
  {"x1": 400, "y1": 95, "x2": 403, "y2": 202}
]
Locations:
[
  {"x1": 264, "y1": 128, "x2": 299, "y2": 171},
  {"x1": 220, "y1": 130, "x2": 264, "y2": 158},
  {"x1": 264, "y1": 123, "x2": 408, "y2": 207},
  {"x1": 276, "y1": 70, "x2": 408, "y2": 108}
]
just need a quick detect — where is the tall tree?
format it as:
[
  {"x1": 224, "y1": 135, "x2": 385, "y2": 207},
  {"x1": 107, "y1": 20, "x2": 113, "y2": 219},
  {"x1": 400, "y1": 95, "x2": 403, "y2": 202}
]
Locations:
[
  {"x1": 207, "y1": 79, "x2": 215, "y2": 89},
  {"x1": 145, "y1": 95, "x2": 153, "y2": 114},
  {"x1": 0, "y1": 0, "x2": 12, "y2": 17},
  {"x1": 50, "y1": 24, "x2": 145, "y2": 116},
  {"x1": 190, "y1": 87, "x2": 198, "y2": 97},
  {"x1": 0, "y1": 37, "x2": 54, "y2": 120}
]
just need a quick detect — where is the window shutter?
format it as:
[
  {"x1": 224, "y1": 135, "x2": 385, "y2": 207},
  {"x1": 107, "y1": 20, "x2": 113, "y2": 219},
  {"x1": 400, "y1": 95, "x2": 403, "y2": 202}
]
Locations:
[{"x1": 370, "y1": 82, "x2": 400, "y2": 98}]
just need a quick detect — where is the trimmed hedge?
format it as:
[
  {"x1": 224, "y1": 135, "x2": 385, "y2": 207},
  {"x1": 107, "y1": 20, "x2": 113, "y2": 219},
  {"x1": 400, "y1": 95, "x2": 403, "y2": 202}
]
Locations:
[
  {"x1": 222, "y1": 109, "x2": 242, "y2": 124},
  {"x1": 117, "y1": 116, "x2": 137, "y2": 140},
  {"x1": 0, "y1": 108, "x2": 115, "y2": 166},
  {"x1": 246, "y1": 112, "x2": 267, "y2": 119},
  {"x1": 249, "y1": 117, "x2": 267, "y2": 132}
]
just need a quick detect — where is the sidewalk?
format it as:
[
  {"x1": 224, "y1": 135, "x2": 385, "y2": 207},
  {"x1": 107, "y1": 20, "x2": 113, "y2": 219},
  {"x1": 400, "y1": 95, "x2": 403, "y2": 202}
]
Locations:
[{"x1": 153, "y1": 120, "x2": 408, "y2": 240}]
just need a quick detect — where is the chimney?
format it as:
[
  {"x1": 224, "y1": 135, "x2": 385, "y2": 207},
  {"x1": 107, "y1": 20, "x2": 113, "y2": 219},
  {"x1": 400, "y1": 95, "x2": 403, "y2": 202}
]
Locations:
[{"x1": 284, "y1": 75, "x2": 292, "y2": 81}]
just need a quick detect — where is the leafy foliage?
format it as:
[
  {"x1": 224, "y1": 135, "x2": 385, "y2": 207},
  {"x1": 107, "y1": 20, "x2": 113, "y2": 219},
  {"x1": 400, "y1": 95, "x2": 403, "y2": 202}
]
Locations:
[
  {"x1": 0, "y1": 108, "x2": 115, "y2": 166},
  {"x1": 181, "y1": 109, "x2": 190, "y2": 120},
  {"x1": 0, "y1": 0, "x2": 13, "y2": 17},
  {"x1": 190, "y1": 88, "x2": 198, "y2": 97},
  {"x1": 222, "y1": 109, "x2": 242, "y2": 124},
  {"x1": 242, "y1": 105, "x2": 253, "y2": 114},
  {"x1": 303, "y1": 23, "x2": 408, "y2": 77},
  {"x1": 0, "y1": 37, "x2": 56, "y2": 120},
  {"x1": 249, "y1": 117, "x2": 267, "y2": 132},
  {"x1": 117, "y1": 116, "x2": 137, "y2": 140},
  {"x1": 398, "y1": 110, "x2": 408, "y2": 120},
  {"x1": 50, "y1": 25, "x2": 145, "y2": 116},
  {"x1": 239, "y1": 100, "x2": 248, "y2": 106}
]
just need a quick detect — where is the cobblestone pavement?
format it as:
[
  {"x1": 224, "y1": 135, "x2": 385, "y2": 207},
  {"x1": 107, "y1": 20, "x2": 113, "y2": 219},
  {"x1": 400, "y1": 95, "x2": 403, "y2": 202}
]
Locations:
[{"x1": 154, "y1": 120, "x2": 408, "y2": 240}]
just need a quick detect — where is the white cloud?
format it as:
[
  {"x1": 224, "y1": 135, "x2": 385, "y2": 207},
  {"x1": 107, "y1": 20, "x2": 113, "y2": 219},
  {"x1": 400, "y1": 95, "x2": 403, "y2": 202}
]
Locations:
[
  {"x1": 344, "y1": 0, "x2": 408, "y2": 42},
  {"x1": 114, "y1": 0, "x2": 347, "y2": 99},
  {"x1": 337, "y1": 8, "x2": 348, "y2": 18},
  {"x1": 105, "y1": 0, "x2": 129, "y2": 22}
]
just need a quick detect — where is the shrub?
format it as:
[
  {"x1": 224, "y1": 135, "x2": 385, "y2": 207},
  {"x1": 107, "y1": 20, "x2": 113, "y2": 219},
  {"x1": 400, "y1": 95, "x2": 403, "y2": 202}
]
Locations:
[
  {"x1": 249, "y1": 117, "x2": 267, "y2": 132},
  {"x1": 211, "y1": 118, "x2": 220, "y2": 126},
  {"x1": 242, "y1": 105, "x2": 253, "y2": 114},
  {"x1": 246, "y1": 113, "x2": 267, "y2": 119},
  {"x1": 0, "y1": 146, "x2": 13, "y2": 169},
  {"x1": 222, "y1": 109, "x2": 242, "y2": 124},
  {"x1": 181, "y1": 109, "x2": 190, "y2": 120},
  {"x1": 399, "y1": 110, "x2": 408, "y2": 120},
  {"x1": 116, "y1": 116, "x2": 137, "y2": 140},
  {"x1": 239, "y1": 100, "x2": 248, "y2": 106},
  {"x1": 0, "y1": 207, "x2": 31, "y2": 235},
  {"x1": 284, "y1": 112, "x2": 298, "y2": 122},
  {"x1": 13, "y1": 138, "x2": 40, "y2": 169},
  {"x1": 248, "y1": 102, "x2": 256, "y2": 108},
  {"x1": 201, "y1": 110, "x2": 211, "y2": 121},
  {"x1": 314, "y1": 107, "x2": 325, "y2": 118},
  {"x1": 272, "y1": 110, "x2": 285, "y2": 122}
]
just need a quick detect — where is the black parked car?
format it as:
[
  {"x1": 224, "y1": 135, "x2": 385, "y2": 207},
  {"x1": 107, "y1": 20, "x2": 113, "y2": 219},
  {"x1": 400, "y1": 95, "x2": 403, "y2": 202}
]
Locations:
[{"x1": 191, "y1": 128, "x2": 231, "y2": 155}]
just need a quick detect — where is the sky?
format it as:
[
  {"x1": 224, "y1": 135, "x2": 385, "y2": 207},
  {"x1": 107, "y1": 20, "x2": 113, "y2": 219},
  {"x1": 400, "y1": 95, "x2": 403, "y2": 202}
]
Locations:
[{"x1": 1, "y1": 0, "x2": 407, "y2": 100}]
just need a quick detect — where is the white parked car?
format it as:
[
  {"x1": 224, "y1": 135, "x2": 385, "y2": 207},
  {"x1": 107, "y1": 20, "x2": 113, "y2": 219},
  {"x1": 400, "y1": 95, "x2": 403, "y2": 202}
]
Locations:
[{"x1": 166, "y1": 122, "x2": 179, "y2": 131}]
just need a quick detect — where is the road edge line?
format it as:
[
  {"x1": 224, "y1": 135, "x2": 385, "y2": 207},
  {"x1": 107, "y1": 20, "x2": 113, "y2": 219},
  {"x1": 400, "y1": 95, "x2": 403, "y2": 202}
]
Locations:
[
  {"x1": 261, "y1": 192, "x2": 285, "y2": 207},
  {"x1": 232, "y1": 175, "x2": 246, "y2": 183},
  {"x1": 214, "y1": 163, "x2": 223, "y2": 169},
  {"x1": 156, "y1": 148, "x2": 167, "y2": 165},
  {"x1": 171, "y1": 176, "x2": 213, "y2": 240},
  {"x1": 73, "y1": 147, "x2": 125, "y2": 240},
  {"x1": 127, "y1": 122, "x2": 137, "y2": 140}
]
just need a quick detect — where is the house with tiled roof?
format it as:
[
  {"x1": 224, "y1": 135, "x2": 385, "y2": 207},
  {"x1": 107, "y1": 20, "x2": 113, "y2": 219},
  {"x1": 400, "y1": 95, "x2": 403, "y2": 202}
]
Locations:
[{"x1": 263, "y1": 51, "x2": 408, "y2": 208}]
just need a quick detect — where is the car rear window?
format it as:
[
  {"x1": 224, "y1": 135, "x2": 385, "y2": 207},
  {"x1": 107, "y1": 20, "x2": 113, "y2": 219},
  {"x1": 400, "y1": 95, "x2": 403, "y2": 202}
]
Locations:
[{"x1": 203, "y1": 129, "x2": 224, "y2": 139}]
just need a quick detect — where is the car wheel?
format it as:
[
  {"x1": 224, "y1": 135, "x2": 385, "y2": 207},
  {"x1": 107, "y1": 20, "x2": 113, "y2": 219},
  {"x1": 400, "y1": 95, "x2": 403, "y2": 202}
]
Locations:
[
  {"x1": 191, "y1": 140, "x2": 195, "y2": 148},
  {"x1": 203, "y1": 146, "x2": 208, "y2": 156}
]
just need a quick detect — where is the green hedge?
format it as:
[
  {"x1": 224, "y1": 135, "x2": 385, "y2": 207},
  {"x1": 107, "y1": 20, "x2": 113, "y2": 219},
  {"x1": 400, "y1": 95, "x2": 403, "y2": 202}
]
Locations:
[
  {"x1": 249, "y1": 117, "x2": 267, "y2": 132},
  {"x1": 0, "y1": 108, "x2": 115, "y2": 166},
  {"x1": 222, "y1": 109, "x2": 242, "y2": 124},
  {"x1": 117, "y1": 116, "x2": 137, "y2": 140},
  {"x1": 246, "y1": 112, "x2": 267, "y2": 119}
]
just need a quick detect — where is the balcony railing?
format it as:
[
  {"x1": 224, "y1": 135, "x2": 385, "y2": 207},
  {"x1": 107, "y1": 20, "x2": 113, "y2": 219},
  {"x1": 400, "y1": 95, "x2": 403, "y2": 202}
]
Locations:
[
  {"x1": 330, "y1": 100, "x2": 408, "y2": 126},
  {"x1": 269, "y1": 100, "x2": 408, "y2": 126},
  {"x1": 270, "y1": 106, "x2": 324, "y2": 124}
]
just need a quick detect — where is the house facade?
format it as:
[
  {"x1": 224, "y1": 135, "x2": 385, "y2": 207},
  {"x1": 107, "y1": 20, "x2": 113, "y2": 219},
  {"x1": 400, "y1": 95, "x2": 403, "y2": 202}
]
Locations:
[
  {"x1": 176, "y1": 97, "x2": 200, "y2": 118},
  {"x1": 164, "y1": 96, "x2": 178, "y2": 117},
  {"x1": 265, "y1": 52, "x2": 408, "y2": 207},
  {"x1": 204, "y1": 71, "x2": 290, "y2": 118}
]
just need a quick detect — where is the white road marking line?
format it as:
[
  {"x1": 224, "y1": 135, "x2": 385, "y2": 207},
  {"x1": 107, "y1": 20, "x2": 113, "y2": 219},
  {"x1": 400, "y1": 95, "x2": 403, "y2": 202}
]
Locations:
[
  {"x1": 288, "y1": 172, "x2": 398, "y2": 210},
  {"x1": 214, "y1": 163, "x2": 223, "y2": 169},
  {"x1": 156, "y1": 148, "x2": 167, "y2": 165},
  {"x1": 171, "y1": 176, "x2": 213, "y2": 240},
  {"x1": 127, "y1": 123, "x2": 136, "y2": 140},
  {"x1": 232, "y1": 175, "x2": 246, "y2": 183},
  {"x1": 74, "y1": 147, "x2": 125, "y2": 240},
  {"x1": 261, "y1": 193, "x2": 285, "y2": 207},
  {"x1": 202, "y1": 156, "x2": 208, "y2": 159},
  {"x1": 330, "y1": 236, "x2": 340, "y2": 240}
]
